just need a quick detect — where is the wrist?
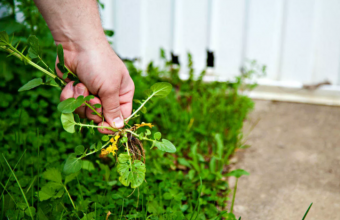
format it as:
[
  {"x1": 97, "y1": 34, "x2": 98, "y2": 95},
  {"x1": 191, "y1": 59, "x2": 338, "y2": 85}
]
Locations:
[{"x1": 53, "y1": 27, "x2": 108, "y2": 53}]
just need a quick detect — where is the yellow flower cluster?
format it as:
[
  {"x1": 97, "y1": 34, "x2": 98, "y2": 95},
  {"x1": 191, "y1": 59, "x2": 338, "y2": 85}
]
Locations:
[
  {"x1": 100, "y1": 135, "x2": 120, "y2": 158},
  {"x1": 135, "y1": 122, "x2": 154, "y2": 129}
]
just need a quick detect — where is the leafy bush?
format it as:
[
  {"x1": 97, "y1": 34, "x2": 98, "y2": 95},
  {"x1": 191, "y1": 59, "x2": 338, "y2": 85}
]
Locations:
[{"x1": 0, "y1": 0, "x2": 261, "y2": 219}]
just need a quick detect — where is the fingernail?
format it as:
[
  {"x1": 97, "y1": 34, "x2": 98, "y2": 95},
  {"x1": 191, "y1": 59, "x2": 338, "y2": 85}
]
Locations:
[
  {"x1": 76, "y1": 85, "x2": 85, "y2": 95},
  {"x1": 113, "y1": 117, "x2": 124, "y2": 128},
  {"x1": 69, "y1": 82, "x2": 73, "y2": 91}
]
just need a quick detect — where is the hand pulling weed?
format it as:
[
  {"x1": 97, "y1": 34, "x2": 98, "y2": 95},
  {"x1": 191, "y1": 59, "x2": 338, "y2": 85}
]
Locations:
[{"x1": 0, "y1": 31, "x2": 177, "y2": 190}]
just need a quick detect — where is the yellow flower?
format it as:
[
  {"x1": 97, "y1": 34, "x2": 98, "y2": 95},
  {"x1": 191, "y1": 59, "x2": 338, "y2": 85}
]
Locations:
[
  {"x1": 135, "y1": 122, "x2": 154, "y2": 129},
  {"x1": 100, "y1": 135, "x2": 120, "y2": 158}
]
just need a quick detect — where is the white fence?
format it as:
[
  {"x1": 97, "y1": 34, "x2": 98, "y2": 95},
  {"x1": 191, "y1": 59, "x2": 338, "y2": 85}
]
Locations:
[{"x1": 101, "y1": 0, "x2": 340, "y2": 86}]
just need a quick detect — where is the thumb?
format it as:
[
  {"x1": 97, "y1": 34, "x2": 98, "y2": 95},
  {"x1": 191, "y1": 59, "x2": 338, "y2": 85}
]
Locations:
[{"x1": 100, "y1": 87, "x2": 124, "y2": 129}]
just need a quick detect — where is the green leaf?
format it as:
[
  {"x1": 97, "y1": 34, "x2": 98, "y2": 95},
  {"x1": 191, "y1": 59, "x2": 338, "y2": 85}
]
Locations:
[
  {"x1": 117, "y1": 153, "x2": 130, "y2": 163},
  {"x1": 25, "y1": 207, "x2": 36, "y2": 217},
  {"x1": 154, "y1": 132, "x2": 161, "y2": 140},
  {"x1": 57, "y1": 63, "x2": 68, "y2": 73},
  {"x1": 57, "y1": 44, "x2": 64, "y2": 66},
  {"x1": 117, "y1": 160, "x2": 146, "y2": 188},
  {"x1": 62, "y1": 73, "x2": 68, "y2": 79},
  {"x1": 101, "y1": 136, "x2": 109, "y2": 141},
  {"x1": 104, "y1": 29, "x2": 114, "y2": 37},
  {"x1": 74, "y1": 114, "x2": 80, "y2": 123},
  {"x1": 120, "y1": 136, "x2": 128, "y2": 144},
  {"x1": 61, "y1": 113, "x2": 76, "y2": 133},
  {"x1": 58, "y1": 96, "x2": 85, "y2": 113},
  {"x1": 38, "y1": 182, "x2": 63, "y2": 201},
  {"x1": 227, "y1": 169, "x2": 250, "y2": 178},
  {"x1": 93, "y1": 103, "x2": 101, "y2": 108},
  {"x1": 154, "y1": 139, "x2": 176, "y2": 153},
  {"x1": 82, "y1": 160, "x2": 95, "y2": 171},
  {"x1": 150, "y1": 82, "x2": 172, "y2": 98},
  {"x1": 75, "y1": 145, "x2": 85, "y2": 155},
  {"x1": 42, "y1": 168, "x2": 62, "y2": 184},
  {"x1": 27, "y1": 35, "x2": 39, "y2": 59},
  {"x1": 141, "y1": 106, "x2": 147, "y2": 114},
  {"x1": 84, "y1": 95, "x2": 95, "y2": 101},
  {"x1": 80, "y1": 212, "x2": 96, "y2": 220},
  {"x1": 64, "y1": 172, "x2": 78, "y2": 185},
  {"x1": 18, "y1": 78, "x2": 43, "y2": 92},
  {"x1": 63, "y1": 153, "x2": 83, "y2": 175},
  {"x1": 145, "y1": 129, "x2": 151, "y2": 136},
  {"x1": 0, "y1": 31, "x2": 9, "y2": 46},
  {"x1": 96, "y1": 141, "x2": 102, "y2": 150}
]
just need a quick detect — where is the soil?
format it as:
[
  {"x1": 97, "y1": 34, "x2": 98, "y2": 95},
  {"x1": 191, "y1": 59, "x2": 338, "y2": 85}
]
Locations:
[{"x1": 232, "y1": 100, "x2": 340, "y2": 220}]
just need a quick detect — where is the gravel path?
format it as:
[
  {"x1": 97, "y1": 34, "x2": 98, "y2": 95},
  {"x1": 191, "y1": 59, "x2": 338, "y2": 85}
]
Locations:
[{"x1": 233, "y1": 100, "x2": 340, "y2": 220}]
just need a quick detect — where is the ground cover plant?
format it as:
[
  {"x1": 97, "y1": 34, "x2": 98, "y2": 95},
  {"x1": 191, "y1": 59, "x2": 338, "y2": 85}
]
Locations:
[{"x1": 0, "y1": 1, "x2": 268, "y2": 219}]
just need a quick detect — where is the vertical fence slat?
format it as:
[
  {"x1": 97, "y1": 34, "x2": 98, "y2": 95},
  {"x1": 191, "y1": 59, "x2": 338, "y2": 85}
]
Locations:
[
  {"x1": 312, "y1": 0, "x2": 340, "y2": 85},
  {"x1": 245, "y1": 0, "x2": 285, "y2": 81},
  {"x1": 173, "y1": 0, "x2": 209, "y2": 76},
  {"x1": 113, "y1": 0, "x2": 142, "y2": 60},
  {"x1": 212, "y1": 0, "x2": 247, "y2": 80},
  {"x1": 280, "y1": 0, "x2": 316, "y2": 84},
  {"x1": 139, "y1": 0, "x2": 173, "y2": 68}
]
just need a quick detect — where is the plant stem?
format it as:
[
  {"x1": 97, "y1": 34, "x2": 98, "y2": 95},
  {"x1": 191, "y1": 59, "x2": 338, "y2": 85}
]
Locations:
[
  {"x1": 38, "y1": 55, "x2": 53, "y2": 73},
  {"x1": 76, "y1": 122, "x2": 117, "y2": 132},
  {"x1": 125, "y1": 130, "x2": 154, "y2": 142},
  {"x1": 83, "y1": 140, "x2": 111, "y2": 157},
  {"x1": 1, "y1": 45, "x2": 63, "y2": 83},
  {"x1": 85, "y1": 102, "x2": 103, "y2": 119},
  {"x1": 63, "y1": 185, "x2": 76, "y2": 209},
  {"x1": 125, "y1": 93, "x2": 154, "y2": 122},
  {"x1": 230, "y1": 178, "x2": 238, "y2": 214},
  {"x1": 125, "y1": 134, "x2": 134, "y2": 175},
  {"x1": 2, "y1": 154, "x2": 34, "y2": 220}
]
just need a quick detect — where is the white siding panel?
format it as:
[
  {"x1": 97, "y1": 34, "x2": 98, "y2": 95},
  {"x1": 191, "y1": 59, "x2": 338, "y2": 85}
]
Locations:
[
  {"x1": 99, "y1": 0, "x2": 115, "y2": 43},
  {"x1": 140, "y1": 0, "x2": 173, "y2": 68},
  {"x1": 312, "y1": 0, "x2": 340, "y2": 85},
  {"x1": 113, "y1": 0, "x2": 142, "y2": 60},
  {"x1": 212, "y1": 0, "x2": 247, "y2": 80},
  {"x1": 280, "y1": 0, "x2": 316, "y2": 84},
  {"x1": 173, "y1": 0, "x2": 209, "y2": 76},
  {"x1": 245, "y1": 0, "x2": 285, "y2": 80}
]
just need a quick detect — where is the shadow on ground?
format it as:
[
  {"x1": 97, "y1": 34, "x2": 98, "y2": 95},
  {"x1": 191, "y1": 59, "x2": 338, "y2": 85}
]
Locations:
[{"x1": 233, "y1": 100, "x2": 340, "y2": 219}]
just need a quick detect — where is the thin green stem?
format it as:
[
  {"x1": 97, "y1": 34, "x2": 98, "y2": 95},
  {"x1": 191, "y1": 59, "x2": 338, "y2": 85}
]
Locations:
[
  {"x1": 125, "y1": 134, "x2": 134, "y2": 177},
  {"x1": 63, "y1": 185, "x2": 76, "y2": 209},
  {"x1": 0, "y1": 150, "x2": 26, "y2": 200},
  {"x1": 125, "y1": 130, "x2": 154, "y2": 142},
  {"x1": 125, "y1": 93, "x2": 154, "y2": 122},
  {"x1": 1, "y1": 45, "x2": 63, "y2": 83},
  {"x1": 85, "y1": 102, "x2": 103, "y2": 119},
  {"x1": 2, "y1": 154, "x2": 34, "y2": 220},
  {"x1": 76, "y1": 122, "x2": 117, "y2": 132},
  {"x1": 38, "y1": 55, "x2": 53, "y2": 73},
  {"x1": 230, "y1": 178, "x2": 238, "y2": 214},
  {"x1": 0, "y1": 182, "x2": 16, "y2": 205},
  {"x1": 82, "y1": 140, "x2": 111, "y2": 157}
]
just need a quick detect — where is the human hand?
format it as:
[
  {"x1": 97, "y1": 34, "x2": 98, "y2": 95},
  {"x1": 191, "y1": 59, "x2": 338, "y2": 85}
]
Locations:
[{"x1": 57, "y1": 40, "x2": 134, "y2": 133}]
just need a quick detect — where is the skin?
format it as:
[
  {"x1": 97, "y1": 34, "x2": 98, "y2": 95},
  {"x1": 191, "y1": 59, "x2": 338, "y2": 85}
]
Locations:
[{"x1": 33, "y1": 0, "x2": 135, "y2": 133}]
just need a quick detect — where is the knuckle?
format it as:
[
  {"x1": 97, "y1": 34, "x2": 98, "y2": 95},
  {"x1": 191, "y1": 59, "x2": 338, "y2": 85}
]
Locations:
[{"x1": 104, "y1": 104, "x2": 121, "y2": 116}]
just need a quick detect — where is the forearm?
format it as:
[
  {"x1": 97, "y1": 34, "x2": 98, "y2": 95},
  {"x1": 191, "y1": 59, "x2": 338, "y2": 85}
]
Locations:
[{"x1": 33, "y1": 0, "x2": 107, "y2": 51}]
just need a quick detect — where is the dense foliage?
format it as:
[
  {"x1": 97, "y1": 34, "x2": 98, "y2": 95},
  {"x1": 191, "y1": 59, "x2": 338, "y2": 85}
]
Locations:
[{"x1": 0, "y1": 1, "x2": 260, "y2": 219}]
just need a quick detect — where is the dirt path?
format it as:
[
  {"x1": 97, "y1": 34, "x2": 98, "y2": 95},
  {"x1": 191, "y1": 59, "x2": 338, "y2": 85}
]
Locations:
[{"x1": 233, "y1": 100, "x2": 340, "y2": 220}]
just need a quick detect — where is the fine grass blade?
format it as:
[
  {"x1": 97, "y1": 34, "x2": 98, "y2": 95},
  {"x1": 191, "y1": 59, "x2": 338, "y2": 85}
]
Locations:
[
  {"x1": 0, "y1": 182, "x2": 17, "y2": 205},
  {"x1": 302, "y1": 203, "x2": 313, "y2": 220},
  {"x1": 230, "y1": 178, "x2": 239, "y2": 214},
  {"x1": 0, "y1": 150, "x2": 26, "y2": 200},
  {"x1": 2, "y1": 154, "x2": 34, "y2": 220},
  {"x1": 190, "y1": 177, "x2": 203, "y2": 220}
]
